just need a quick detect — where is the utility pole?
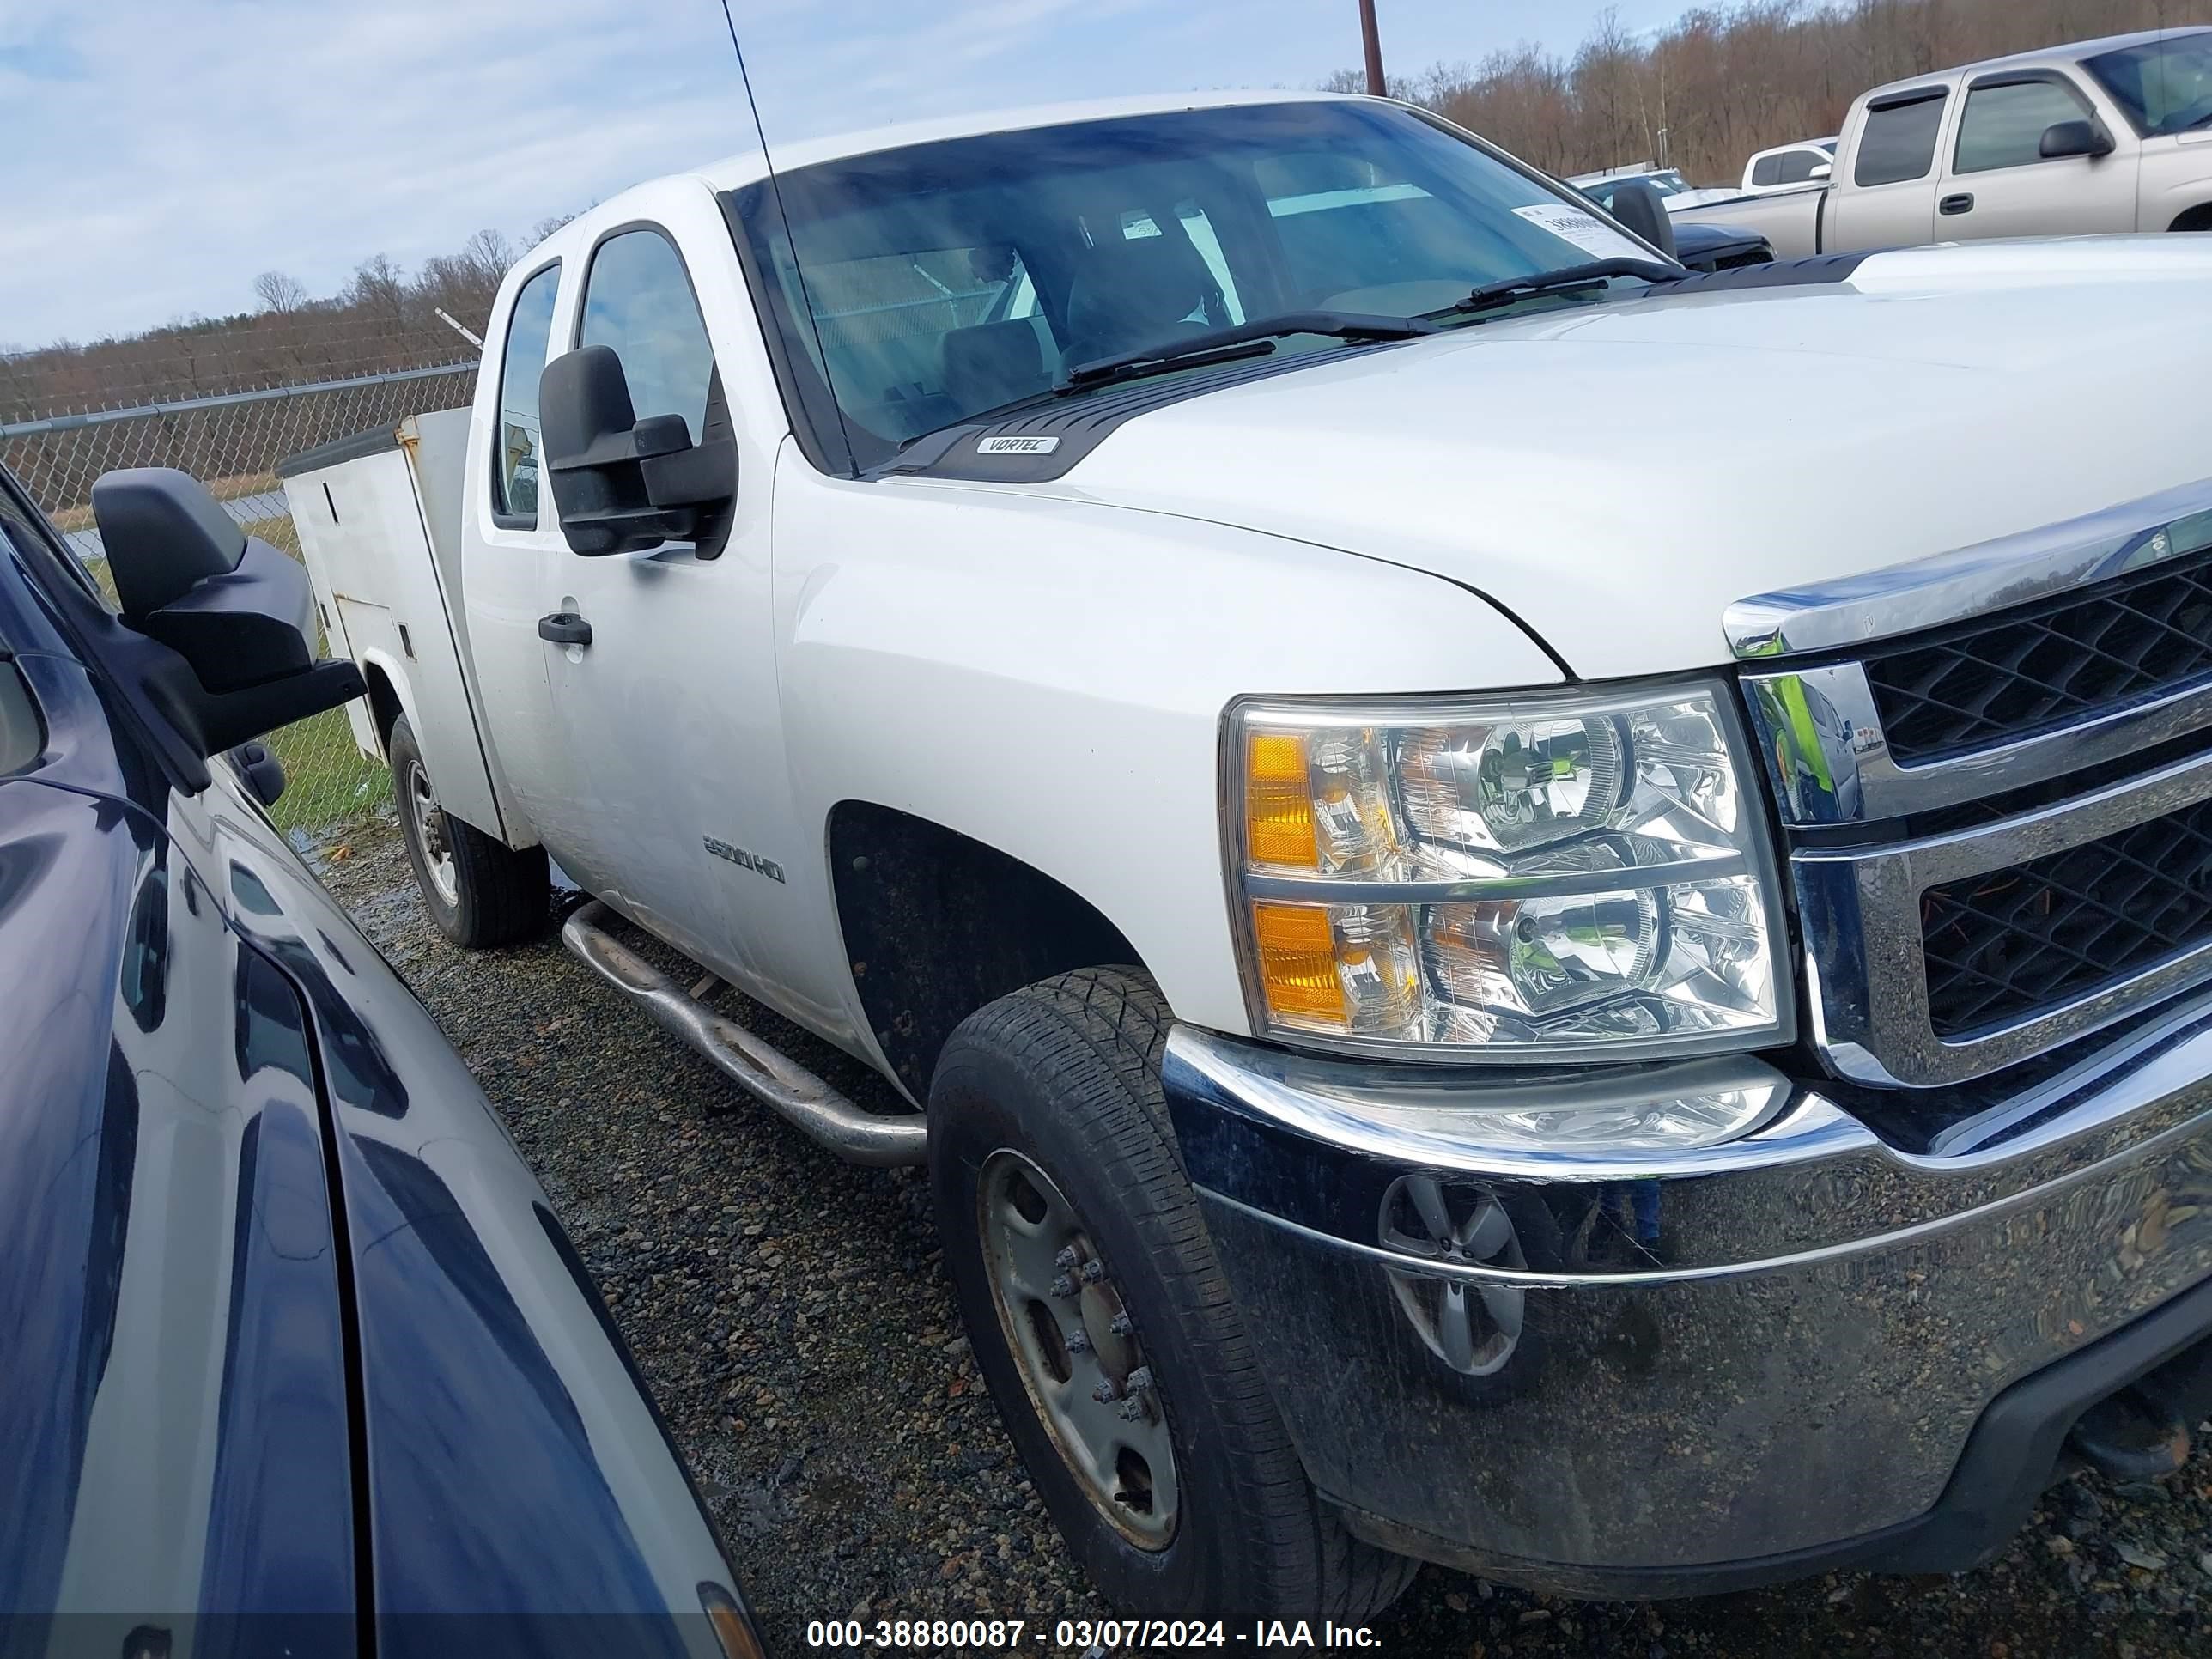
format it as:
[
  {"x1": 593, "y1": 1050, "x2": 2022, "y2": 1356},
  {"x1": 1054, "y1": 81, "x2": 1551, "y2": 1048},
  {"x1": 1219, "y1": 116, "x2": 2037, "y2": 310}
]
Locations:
[{"x1": 1359, "y1": 0, "x2": 1387, "y2": 97}]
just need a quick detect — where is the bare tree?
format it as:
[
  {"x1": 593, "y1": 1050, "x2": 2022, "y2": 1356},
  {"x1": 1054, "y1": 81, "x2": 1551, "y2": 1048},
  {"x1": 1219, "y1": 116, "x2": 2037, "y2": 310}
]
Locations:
[
  {"x1": 252, "y1": 270, "x2": 310, "y2": 314},
  {"x1": 349, "y1": 253, "x2": 408, "y2": 327},
  {"x1": 462, "y1": 228, "x2": 517, "y2": 284}
]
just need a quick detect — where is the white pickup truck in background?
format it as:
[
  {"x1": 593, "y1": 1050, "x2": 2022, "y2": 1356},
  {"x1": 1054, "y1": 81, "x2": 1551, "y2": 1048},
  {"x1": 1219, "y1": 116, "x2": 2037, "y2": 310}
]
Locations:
[
  {"x1": 1675, "y1": 24, "x2": 2212, "y2": 254},
  {"x1": 1739, "y1": 136, "x2": 1837, "y2": 192},
  {"x1": 284, "y1": 87, "x2": 2212, "y2": 1623}
]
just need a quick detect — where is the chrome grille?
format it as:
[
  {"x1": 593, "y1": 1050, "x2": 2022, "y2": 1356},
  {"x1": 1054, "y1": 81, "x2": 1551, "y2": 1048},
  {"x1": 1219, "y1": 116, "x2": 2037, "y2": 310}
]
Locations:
[
  {"x1": 1732, "y1": 477, "x2": 2212, "y2": 1088},
  {"x1": 1920, "y1": 792, "x2": 2212, "y2": 1038},
  {"x1": 1866, "y1": 543, "x2": 2212, "y2": 762}
]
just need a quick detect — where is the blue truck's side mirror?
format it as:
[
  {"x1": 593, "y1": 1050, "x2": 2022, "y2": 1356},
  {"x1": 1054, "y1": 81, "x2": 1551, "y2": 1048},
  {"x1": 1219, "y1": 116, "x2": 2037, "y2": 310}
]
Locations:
[
  {"x1": 1607, "y1": 179, "x2": 1678, "y2": 260},
  {"x1": 90, "y1": 467, "x2": 362, "y2": 755}
]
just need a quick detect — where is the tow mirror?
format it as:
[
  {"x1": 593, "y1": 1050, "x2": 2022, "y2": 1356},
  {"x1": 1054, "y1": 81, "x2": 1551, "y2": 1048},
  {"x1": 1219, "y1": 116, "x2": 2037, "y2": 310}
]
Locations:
[
  {"x1": 540, "y1": 345, "x2": 736, "y2": 556},
  {"x1": 91, "y1": 468, "x2": 362, "y2": 756},
  {"x1": 2039, "y1": 118, "x2": 2115, "y2": 160},
  {"x1": 1607, "y1": 179, "x2": 1678, "y2": 261}
]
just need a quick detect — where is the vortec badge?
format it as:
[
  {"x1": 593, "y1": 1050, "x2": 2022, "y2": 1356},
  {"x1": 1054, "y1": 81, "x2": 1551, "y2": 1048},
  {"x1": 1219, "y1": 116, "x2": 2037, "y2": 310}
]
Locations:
[{"x1": 976, "y1": 434, "x2": 1060, "y2": 455}]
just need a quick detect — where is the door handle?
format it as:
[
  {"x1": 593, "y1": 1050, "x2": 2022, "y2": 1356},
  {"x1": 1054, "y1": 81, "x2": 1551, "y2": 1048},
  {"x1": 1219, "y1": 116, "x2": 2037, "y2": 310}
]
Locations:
[
  {"x1": 538, "y1": 611, "x2": 592, "y2": 647},
  {"x1": 1939, "y1": 192, "x2": 1975, "y2": 215}
]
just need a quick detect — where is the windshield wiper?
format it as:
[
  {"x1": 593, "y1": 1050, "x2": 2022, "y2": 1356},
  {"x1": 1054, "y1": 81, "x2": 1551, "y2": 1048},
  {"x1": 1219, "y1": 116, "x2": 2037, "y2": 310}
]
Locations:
[
  {"x1": 896, "y1": 310, "x2": 1437, "y2": 454},
  {"x1": 1059, "y1": 310, "x2": 1437, "y2": 389},
  {"x1": 1425, "y1": 258, "x2": 1686, "y2": 319}
]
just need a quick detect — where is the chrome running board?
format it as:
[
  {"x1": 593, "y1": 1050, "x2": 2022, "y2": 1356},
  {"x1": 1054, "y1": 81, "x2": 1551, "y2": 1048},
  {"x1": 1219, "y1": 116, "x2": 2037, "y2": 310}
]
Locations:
[{"x1": 561, "y1": 899, "x2": 927, "y2": 1167}]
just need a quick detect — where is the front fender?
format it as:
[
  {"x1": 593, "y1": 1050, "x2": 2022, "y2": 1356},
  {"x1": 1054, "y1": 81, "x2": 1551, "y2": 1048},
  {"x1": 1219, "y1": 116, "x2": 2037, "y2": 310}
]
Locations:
[{"x1": 773, "y1": 472, "x2": 1562, "y2": 1038}]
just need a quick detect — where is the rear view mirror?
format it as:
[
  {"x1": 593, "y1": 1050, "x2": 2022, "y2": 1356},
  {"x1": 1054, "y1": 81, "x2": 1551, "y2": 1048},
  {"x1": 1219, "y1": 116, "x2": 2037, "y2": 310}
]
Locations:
[
  {"x1": 92, "y1": 468, "x2": 363, "y2": 755},
  {"x1": 1606, "y1": 179, "x2": 1678, "y2": 261},
  {"x1": 2039, "y1": 118, "x2": 2115, "y2": 160},
  {"x1": 540, "y1": 345, "x2": 736, "y2": 557},
  {"x1": 1810, "y1": 161, "x2": 1832, "y2": 179}
]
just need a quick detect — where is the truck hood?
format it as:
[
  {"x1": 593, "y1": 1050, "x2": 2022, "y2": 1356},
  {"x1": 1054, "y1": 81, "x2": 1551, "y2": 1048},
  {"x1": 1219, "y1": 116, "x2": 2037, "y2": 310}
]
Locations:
[{"x1": 1035, "y1": 238, "x2": 2212, "y2": 679}]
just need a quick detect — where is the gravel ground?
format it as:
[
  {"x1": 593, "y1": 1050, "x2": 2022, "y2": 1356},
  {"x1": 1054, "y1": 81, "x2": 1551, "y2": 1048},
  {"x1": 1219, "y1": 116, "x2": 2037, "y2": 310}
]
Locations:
[{"x1": 315, "y1": 810, "x2": 2209, "y2": 1658}]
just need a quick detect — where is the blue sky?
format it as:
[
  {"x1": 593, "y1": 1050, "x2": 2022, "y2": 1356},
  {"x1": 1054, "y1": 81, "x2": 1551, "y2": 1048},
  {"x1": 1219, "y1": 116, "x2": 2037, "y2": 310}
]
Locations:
[{"x1": 0, "y1": 1, "x2": 1686, "y2": 348}]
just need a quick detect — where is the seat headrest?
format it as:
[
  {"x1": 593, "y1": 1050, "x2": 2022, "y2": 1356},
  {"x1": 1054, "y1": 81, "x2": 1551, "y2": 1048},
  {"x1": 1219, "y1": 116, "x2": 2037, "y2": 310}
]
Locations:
[
  {"x1": 1063, "y1": 233, "x2": 1219, "y2": 368},
  {"x1": 940, "y1": 319, "x2": 1048, "y2": 415}
]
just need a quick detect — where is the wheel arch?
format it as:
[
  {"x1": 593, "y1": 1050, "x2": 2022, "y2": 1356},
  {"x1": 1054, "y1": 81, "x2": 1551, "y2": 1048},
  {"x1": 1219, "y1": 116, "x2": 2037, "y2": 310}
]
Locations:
[
  {"x1": 827, "y1": 800, "x2": 1151, "y2": 1100},
  {"x1": 357, "y1": 653, "x2": 415, "y2": 757},
  {"x1": 2169, "y1": 202, "x2": 2212, "y2": 233}
]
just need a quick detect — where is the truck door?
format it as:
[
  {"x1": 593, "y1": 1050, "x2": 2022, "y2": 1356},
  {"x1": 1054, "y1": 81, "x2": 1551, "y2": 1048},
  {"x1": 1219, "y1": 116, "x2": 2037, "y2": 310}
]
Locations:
[
  {"x1": 1934, "y1": 70, "x2": 2139, "y2": 240},
  {"x1": 460, "y1": 258, "x2": 578, "y2": 851},
  {"x1": 1827, "y1": 85, "x2": 1949, "y2": 251},
  {"x1": 531, "y1": 205, "x2": 784, "y2": 993}
]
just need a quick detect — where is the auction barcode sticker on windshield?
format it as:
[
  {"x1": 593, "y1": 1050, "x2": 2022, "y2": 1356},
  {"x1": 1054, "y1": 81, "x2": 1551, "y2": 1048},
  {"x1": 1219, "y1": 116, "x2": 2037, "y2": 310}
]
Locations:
[{"x1": 1510, "y1": 203, "x2": 1646, "y2": 262}]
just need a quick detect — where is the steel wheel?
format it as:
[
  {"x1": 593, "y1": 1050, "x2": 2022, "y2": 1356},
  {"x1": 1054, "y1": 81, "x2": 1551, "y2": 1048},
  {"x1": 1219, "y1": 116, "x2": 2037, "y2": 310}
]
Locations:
[
  {"x1": 404, "y1": 756, "x2": 460, "y2": 908},
  {"x1": 978, "y1": 1148, "x2": 1178, "y2": 1549}
]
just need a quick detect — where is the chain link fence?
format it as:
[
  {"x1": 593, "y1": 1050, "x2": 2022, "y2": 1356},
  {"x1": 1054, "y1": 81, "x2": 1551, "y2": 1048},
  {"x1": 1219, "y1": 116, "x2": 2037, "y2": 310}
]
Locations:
[{"x1": 2, "y1": 354, "x2": 477, "y2": 838}]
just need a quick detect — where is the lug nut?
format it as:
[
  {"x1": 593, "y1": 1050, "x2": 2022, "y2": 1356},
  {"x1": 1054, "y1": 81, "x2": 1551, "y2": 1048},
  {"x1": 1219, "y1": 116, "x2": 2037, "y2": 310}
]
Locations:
[
  {"x1": 1092, "y1": 1377, "x2": 1121, "y2": 1403},
  {"x1": 1126, "y1": 1365, "x2": 1153, "y2": 1394},
  {"x1": 1118, "y1": 1397, "x2": 1146, "y2": 1422},
  {"x1": 1109, "y1": 1312, "x2": 1133, "y2": 1337},
  {"x1": 1054, "y1": 1245, "x2": 1079, "y2": 1270},
  {"x1": 1065, "y1": 1328, "x2": 1092, "y2": 1354},
  {"x1": 1050, "y1": 1273, "x2": 1076, "y2": 1299},
  {"x1": 1079, "y1": 1260, "x2": 1106, "y2": 1285}
]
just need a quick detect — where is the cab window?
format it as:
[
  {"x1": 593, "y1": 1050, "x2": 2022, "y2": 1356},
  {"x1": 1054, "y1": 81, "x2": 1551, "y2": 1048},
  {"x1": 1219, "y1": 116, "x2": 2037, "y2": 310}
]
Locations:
[
  {"x1": 1856, "y1": 90, "x2": 1948, "y2": 186},
  {"x1": 1954, "y1": 76, "x2": 2094, "y2": 173},
  {"x1": 578, "y1": 229, "x2": 718, "y2": 444},
  {"x1": 492, "y1": 261, "x2": 560, "y2": 526}
]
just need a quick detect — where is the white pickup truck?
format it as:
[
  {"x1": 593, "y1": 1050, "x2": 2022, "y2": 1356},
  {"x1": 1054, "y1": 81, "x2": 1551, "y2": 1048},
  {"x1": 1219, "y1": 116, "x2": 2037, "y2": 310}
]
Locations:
[
  {"x1": 1677, "y1": 25, "x2": 2212, "y2": 255},
  {"x1": 285, "y1": 88, "x2": 2212, "y2": 1621}
]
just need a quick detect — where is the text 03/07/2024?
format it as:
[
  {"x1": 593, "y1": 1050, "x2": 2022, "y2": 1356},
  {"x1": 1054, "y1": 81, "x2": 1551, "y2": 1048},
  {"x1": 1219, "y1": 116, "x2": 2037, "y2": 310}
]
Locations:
[{"x1": 802, "y1": 1617, "x2": 1384, "y2": 1649}]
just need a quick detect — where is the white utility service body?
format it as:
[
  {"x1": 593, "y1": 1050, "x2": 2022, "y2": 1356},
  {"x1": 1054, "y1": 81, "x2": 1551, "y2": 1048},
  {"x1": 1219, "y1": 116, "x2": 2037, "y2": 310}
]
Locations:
[
  {"x1": 287, "y1": 87, "x2": 2212, "y2": 1619},
  {"x1": 283, "y1": 408, "x2": 518, "y2": 846}
]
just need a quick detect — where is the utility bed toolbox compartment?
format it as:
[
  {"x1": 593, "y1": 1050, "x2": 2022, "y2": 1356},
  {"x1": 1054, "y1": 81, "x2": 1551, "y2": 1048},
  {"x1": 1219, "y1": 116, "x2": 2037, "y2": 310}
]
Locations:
[{"x1": 280, "y1": 408, "x2": 513, "y2": 842}]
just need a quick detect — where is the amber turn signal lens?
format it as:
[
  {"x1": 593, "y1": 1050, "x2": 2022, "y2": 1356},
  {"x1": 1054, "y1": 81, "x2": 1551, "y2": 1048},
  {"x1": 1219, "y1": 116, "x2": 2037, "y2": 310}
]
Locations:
[
  {"x1": 1251, "y1": 901, "x2": 1346, "y2": 1027},
  {"x1": 699, "y1": 1583, "x2": 766, "y2": 1659},
  {"x1": 1245, "y1": 731, "x2": 1318, "y2": 868}
]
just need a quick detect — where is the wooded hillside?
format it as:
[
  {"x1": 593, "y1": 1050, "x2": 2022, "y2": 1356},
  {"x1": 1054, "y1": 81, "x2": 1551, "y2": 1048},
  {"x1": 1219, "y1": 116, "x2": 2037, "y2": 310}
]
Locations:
[
  {"x1": 0, "y1": 217, "x2": 572, "y2": 423},
  {"x1": 1331, "y1": 0, "x2": 2200, "y2": 183}
]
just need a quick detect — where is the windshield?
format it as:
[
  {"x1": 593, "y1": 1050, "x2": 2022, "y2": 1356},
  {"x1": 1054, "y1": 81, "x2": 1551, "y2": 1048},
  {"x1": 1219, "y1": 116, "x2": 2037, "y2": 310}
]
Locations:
[
  {"x1": 1578, "y1": 170, "x2": 1690, "y2": 210},
  {"x1": 729, "y1": 100, "x2": 1652, "y2": 465},
  {"x1": 2085, "y1": 33, "x2": 2212, "y2": 136}
]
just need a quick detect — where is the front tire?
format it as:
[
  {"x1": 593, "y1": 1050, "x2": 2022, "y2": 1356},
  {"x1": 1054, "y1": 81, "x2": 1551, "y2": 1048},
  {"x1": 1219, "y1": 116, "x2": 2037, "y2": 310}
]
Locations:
[
  {"x1": 388, "y1": 715, "x2": 548, "y2": 947},
  {"x1": 928, "y1": 968, "x2": 1416, "y2": 1622}
]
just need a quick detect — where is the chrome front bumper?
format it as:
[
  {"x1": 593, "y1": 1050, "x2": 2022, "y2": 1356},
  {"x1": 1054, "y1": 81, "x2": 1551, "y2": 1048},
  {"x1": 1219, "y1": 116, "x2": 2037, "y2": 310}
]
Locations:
[{"x1": 1164, "y1": 1007, "x2": 2212, "y2": 1595}]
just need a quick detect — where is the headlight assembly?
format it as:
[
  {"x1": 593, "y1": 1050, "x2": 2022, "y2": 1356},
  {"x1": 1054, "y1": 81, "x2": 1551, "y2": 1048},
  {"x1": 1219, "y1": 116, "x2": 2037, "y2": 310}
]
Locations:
[{"x1": 1227, "y1": 682, "x2": 1790, "y2": 1061}]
